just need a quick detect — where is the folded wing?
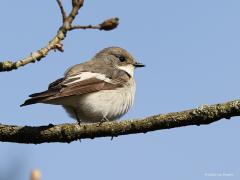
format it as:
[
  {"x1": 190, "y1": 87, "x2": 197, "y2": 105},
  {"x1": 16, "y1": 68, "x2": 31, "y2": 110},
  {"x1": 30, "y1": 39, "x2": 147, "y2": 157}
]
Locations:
[{"x1": 20, "y1": 72, "x2": 125, "y2": 106}]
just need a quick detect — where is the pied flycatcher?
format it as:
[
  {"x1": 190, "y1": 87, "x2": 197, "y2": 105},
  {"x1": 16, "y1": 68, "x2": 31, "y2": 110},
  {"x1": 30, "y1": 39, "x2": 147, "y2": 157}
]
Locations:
[{"x1": 21, "y1": 47, "x2": 145, "y2": 123}]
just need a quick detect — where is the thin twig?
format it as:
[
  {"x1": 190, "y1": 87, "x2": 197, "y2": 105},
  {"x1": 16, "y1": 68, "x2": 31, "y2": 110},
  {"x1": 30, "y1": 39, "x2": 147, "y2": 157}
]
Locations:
[
  {"x1": 56, "y1": 0, "x2": 67, "y2": 22},
  {"x1": 69, "y1": 17, "x2": 120, "y2": 31},
  {"x1": 0, "y1": 1, "x2": 119, "y2": 72},
  {"x1": 0, "y1": 99, "x2": 239, "y2": 144},
  {"x1": 69, "y1": 25, "x2": 100, "y2": 30}
]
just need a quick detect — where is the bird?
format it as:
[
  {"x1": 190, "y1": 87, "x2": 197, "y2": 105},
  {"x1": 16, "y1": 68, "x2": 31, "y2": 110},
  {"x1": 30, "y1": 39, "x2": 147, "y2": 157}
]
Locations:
[{"x1": 21, "y1": 47, "x2": 145, "y2": 123}]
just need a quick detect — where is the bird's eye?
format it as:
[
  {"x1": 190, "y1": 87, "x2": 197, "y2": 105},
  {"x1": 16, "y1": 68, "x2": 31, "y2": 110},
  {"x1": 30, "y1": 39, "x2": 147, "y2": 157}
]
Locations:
[{"x1": 118, "y1": 55, "x2": 126, "y2": 62}]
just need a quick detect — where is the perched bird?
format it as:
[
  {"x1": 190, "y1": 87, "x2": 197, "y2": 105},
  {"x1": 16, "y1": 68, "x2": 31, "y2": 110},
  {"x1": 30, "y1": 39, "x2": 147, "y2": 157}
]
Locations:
[{"x1": 21, "y1": 47, "x2": 145, "y2": 123}]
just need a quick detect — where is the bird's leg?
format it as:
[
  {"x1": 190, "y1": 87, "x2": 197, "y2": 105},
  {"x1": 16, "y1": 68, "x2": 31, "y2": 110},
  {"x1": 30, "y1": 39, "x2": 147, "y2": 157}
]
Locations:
[
  {"x1": 97, "y1": 116, "x2": 109, "y2": 127},
  {"x1": 73, "y1": 108, "x2": 81, "y2": 126}
]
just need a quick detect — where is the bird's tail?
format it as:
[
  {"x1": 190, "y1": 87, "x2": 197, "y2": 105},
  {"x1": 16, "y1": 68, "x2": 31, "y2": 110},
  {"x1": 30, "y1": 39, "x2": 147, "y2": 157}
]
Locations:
[{"x1": 20, "y1": 89, "x2": 58, "y2": 107}]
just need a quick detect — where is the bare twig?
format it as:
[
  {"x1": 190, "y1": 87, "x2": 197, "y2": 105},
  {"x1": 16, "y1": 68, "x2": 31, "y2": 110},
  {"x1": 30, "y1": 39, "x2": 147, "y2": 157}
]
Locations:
[
  {"x1": 69, "y1": 25, "x2": 100, "y2": 30},
  {"x1": 0, "y1": 99, "x2": 239, "y2": 144},
  {"x1": 56, "y1": 0, "x2": 67, "y2": 22},
  {"x1": 69, "y1": 17, "x2": 119, "y2": 31},
  {"x1": 0, "y1": 0, "x2": 119, "y2": 72}
]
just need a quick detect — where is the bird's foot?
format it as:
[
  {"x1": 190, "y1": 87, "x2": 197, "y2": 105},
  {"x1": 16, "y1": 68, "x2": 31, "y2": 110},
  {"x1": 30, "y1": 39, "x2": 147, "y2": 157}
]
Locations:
[
  {"x1": 97, "y1": 117, "x2": 109, "y2": 127},
  {"x1": 77, "y1": 120, "x2": 82, "y2": 126},
  {"x1": 73, "y1": 108, "x2": 82, "y2": 126}
]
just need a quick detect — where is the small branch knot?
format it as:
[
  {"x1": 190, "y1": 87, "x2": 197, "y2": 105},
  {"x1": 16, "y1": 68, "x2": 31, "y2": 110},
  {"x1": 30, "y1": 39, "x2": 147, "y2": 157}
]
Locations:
[
  {"x1": 63, "y1": 21, "x2": 71, "y2": 30},
  {"x1": 54, "y1": 43, "x2": 64, "y2": 52}
]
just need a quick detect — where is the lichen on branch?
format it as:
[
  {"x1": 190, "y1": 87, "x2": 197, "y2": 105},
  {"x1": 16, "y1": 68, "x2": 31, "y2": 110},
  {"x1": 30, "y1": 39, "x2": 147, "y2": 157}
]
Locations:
[{"x1": 0, "y1": 99, "x2": 239, "y2": 144}]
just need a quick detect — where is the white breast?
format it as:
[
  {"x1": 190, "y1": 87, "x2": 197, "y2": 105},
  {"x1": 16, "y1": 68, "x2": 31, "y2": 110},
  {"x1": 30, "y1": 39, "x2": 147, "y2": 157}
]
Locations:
[{"x1": 63, "y1": 79, "x2": 136, "y2": 123}]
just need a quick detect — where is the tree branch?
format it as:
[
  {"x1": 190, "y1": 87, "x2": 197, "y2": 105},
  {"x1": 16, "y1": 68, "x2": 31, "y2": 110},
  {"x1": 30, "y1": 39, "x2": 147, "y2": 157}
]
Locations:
[
  {"x1": 69, "y1": 18, "x2": 119, "y2": 31},
  {"x1": 0, "y1": 0, "x2": 119, "y2": 72},
  {"x1": 56, "y1": 0, "x2": 67, "y2": 22},
  {"x1": 0, "y1": 99, "x2": 239, "y2": 144}
]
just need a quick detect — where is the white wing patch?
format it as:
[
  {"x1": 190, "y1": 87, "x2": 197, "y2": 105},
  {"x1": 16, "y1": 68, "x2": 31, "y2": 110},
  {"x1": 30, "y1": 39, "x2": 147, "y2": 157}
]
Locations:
[{"x1": 64, "y1": 72, "x2": 111, "y2": 85}]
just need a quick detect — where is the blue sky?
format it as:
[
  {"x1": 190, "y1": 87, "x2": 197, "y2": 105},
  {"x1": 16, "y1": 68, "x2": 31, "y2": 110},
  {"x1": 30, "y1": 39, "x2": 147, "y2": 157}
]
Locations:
[{"x1": 0, "y1": 0, "x2": 240, "y2": 179}]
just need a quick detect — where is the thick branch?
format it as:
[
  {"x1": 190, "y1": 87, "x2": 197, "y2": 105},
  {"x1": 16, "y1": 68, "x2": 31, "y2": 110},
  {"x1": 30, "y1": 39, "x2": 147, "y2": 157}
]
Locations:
[
  {"x1": 0, "y1": 99, "x2": 239, "y2": 144},
  {"x1": 0, "y1": 1, "x2": 119, "y2": 72}
]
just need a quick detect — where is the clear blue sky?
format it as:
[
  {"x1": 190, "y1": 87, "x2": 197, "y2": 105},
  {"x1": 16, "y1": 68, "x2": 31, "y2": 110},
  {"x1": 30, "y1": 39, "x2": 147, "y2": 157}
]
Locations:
[{"x1": 0, "y1": 0, "x2": 240, "y2": 179}]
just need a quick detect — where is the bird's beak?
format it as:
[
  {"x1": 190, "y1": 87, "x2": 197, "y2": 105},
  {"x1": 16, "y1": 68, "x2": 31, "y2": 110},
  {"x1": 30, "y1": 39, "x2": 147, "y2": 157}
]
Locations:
[{"x1": 133, "y1": 62, "x2": 145, "y2": 68}]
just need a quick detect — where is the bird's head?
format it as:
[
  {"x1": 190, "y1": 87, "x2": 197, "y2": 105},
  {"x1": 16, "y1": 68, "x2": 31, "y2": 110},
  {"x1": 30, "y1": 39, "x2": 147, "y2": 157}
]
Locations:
[{"x1": 94, "y1": 47, "x2": 145, "y2": 77}]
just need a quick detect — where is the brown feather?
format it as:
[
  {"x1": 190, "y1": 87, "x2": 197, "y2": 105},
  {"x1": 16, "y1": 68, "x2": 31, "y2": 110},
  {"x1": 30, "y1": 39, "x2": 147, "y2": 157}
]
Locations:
[{"x1": 20, "y1": 77, "x2": 122, "y2": 106}]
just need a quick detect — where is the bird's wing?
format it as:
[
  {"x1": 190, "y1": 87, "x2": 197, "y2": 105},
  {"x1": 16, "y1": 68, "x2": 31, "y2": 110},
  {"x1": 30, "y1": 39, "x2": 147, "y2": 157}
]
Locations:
[{"x1": 21, "y1": 71, "x2": 129, "y2": 106}]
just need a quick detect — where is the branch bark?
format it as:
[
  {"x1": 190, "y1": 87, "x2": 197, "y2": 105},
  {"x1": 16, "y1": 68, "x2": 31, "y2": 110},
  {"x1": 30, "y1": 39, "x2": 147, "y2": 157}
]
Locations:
[
  {"x1": 0, "y1": 0, "x2": 119, "y2": 72},
  {"x1": 0, "y1": 99, "x2": 239, "y2": 144}
]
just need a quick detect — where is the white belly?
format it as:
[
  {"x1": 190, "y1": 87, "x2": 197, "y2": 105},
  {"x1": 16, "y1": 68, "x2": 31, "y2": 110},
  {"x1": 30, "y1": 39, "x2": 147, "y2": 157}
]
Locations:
[{"x1": 63, "y1": 82, "x2": 136, "y2": 123}]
